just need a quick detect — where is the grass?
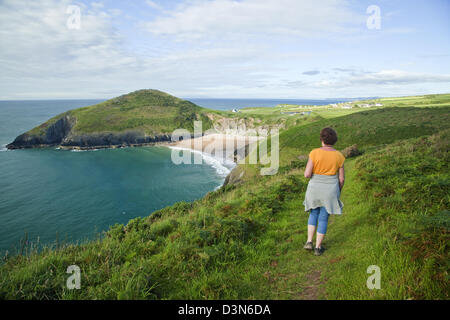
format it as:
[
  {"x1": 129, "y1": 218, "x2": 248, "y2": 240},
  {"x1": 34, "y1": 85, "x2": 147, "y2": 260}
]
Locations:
[
  {"x1": 26, "y1": 89, "x2": 219, "y2": 138},
  {"x1": 357, "y1": 93, "x2": 450, "y2": 109},
  {"x1": 25, "y1": 89, "x2": 289, "y2": 140},
  {"x1": 0, "y1": 94, "x2": 449, "y2": 299},
  {"x1": 323, "y1": 132, "x2": 449, "y2": 299}
]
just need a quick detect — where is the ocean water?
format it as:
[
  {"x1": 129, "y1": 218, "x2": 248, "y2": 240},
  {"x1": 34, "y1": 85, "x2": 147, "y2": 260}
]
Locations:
[
  {"x1": 0, "y1": 97, "x2": 345, "y2": 255},
  {"x1": 188, "y1": 98, "x2": 349, "y2": 110},
  {"x1": 0, "y1": 100, "x2": 232, "y2": 256}
]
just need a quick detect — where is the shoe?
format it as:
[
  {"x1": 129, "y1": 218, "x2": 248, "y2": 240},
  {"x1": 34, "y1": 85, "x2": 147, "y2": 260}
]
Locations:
[
  {"x1": 303, "y1": 241, "x2": 313, "y2": 250},
  {"x1": 314, "y1": 246, "x2": 325, "y2": 256}
]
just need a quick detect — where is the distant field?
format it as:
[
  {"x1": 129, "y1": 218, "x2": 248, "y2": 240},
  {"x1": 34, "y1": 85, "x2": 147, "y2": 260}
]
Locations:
[
  {"x1": 355, "y1": 93, "x2": 450, "y2": 108},
  {"x1": 240, "y1": 93, "x2": 450, "y2": 123}
]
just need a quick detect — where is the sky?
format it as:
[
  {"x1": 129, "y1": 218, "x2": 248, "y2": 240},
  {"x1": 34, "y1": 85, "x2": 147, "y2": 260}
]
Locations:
[{"x1": 0, "y1": 0, "x2": 449, "y2": 99}]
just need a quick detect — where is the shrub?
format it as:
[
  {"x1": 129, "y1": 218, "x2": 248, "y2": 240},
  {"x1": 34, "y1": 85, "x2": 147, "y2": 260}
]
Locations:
[{"x1": 341, "y1": 144, "x2": 361, "y2": 158}]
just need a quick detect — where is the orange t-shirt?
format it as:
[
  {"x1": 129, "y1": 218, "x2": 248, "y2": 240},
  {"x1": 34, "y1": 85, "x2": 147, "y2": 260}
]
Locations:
[{"x1": 309, "y1": 148, "x2": 345, "y2": 175}]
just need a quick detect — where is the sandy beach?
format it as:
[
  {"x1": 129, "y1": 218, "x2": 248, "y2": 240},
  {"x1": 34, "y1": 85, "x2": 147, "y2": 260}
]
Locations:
[{"x1": 170, "y1": 133, "x2": 261, "y2": 162}]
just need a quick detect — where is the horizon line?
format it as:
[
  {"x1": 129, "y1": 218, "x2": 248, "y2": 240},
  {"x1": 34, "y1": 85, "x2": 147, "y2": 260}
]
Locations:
[{"x1": 0, "y1": 92, "x2": 448, "y2": 102}]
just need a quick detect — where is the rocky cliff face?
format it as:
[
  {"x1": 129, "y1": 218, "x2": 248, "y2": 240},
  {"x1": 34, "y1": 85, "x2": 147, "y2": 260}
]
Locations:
[
  {"x1": 6, "y1": 114, "x2": 173, "y2": 150},
  {"x1": 61, "y1": 131, "x2": 172, "y2": 148},
  {"x1": 46, "y1": 115, "x2": 76, "y2": 144},
  {"x1": 208, "y1": 113, "x2": 285, "y2": 134},
  {"x1": 7, "y1": 115, "x2": 76, "y2": 149}
]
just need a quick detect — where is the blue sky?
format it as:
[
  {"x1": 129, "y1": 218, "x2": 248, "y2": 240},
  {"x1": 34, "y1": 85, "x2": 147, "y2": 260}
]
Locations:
[{"x1": 0, "y1": 0, "x2": 449, "y2": 99}]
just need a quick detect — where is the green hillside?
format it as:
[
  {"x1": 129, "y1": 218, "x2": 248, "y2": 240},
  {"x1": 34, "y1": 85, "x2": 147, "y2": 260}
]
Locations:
[
  {"x1": 7, "y1": 89, "x2": 289, "y2": 149},
  {"x1": 39, "y1": 90, "x2": 215, "y2": 136},
  {"x1": 7, "y1": 90, "x2": 222, "y2": 149},
  {"x1": 278, "y1": 107, "x2": 449, "y2": 164},
  {"x1": 1, "y1": 95, "x2": 449, "y2": 299}
]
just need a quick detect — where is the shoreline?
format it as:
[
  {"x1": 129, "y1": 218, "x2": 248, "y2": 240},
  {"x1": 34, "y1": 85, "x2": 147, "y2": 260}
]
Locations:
[
  {"x1": 7, "y1": 133, "x2": 261, "y2": 151},
  {"x1": 172, "y1": 133, "x2": 261, "y2": 160},
  {"x1": 6, "y1": 140, "x2": 176, "y2": 151},
  {"x1": 0, "y1": 134, "x2": 257, "y2": 257},
  {"x1": 168, "y1": 145, "x2": 236, "y2": 182},
  {"x1": 168, "y1": 133, "x2": 261, "y2": 188},
  {"x1": 6, "y1": 133, "x2": 260, "y2": 189},
  {"x1": 7, "y1": 133, "x2": 260, "y2": 160}
]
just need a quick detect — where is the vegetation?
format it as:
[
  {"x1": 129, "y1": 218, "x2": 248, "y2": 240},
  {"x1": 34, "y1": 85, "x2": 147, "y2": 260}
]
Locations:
[
  {"x1": 28, "y1": 89, "x2": 216, "y2": 137},
  {"x1": 13, "y1": 89, "x2": 290, "y2": 149},
  {"x1": 356, "y1": 93, "x2": 450, "y2": 109},
  {"x1": 0, "y1": 93, "x2": 449, "y2": 299},
  {"x1": 24, "y1": 89, "x2": 291, "y2": 141}
]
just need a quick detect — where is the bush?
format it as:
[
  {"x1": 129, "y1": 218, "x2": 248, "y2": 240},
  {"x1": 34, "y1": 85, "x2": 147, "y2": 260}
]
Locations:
[{"x1": 341, "y1": 144, "x2": 361, "y2": 158}]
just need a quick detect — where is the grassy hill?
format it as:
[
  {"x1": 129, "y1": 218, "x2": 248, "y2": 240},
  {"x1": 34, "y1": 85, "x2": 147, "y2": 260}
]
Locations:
[
  {"x1": 7, "y1": 89, "x2": 289, "y2": 150},
  {"x1": 64, "y1": 89, "x2": 215, "y2": 135},
  {"x1": 6, "y1": 90, "x2": 219, "y2": 149},
  {"x1": 1, "y1": 94, "x2": 449, "y2": 299}
]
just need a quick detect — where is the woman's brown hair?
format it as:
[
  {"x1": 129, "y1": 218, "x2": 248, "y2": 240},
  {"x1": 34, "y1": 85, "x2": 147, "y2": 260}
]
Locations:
[{"x1": 320, "y1": 127, "x2": 338, "y2": 145}]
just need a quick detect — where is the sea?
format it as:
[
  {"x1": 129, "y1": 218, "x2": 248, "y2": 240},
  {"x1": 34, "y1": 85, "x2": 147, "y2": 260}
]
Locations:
[
  {"x1": 0, "y1": 97, "x2": 344, "y2": 255},
  {"x1": 188, "y1": 98, "x2": 349, "y2": 110}
]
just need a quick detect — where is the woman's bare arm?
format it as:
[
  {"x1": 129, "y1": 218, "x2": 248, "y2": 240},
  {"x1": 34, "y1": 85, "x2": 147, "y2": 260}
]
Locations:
[
  {"x1": 304, "y1": 158, "x2": 313, "y2": 178},
  {"x1": 339, "y1": 165, "x2": 345, "y2": 191}
]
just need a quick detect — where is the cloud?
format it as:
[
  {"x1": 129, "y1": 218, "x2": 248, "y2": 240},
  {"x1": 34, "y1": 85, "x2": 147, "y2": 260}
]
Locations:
[
  {"x1": 0, "y1": 0, "x2": 449, "y2": 100},
  {"x1": 91, "y1": 2, "x2": 104, "y2": 9},
  {"x1": 285, "y1": 80, "x2": 306, "y2": 88},
  {"x1": 0, "y1": 0, "x2": 282, "y2": 99},
  {"x1": 0, "y1": 0, "x2": 289, "y2": 98},
  {"x1": 145, "y1": 0, "x2": 161, "y2": 10},
  {"x1": 310, "y1": 70, "x2": 450, "y2": 89},
  {"x1": 332, "y1": 67, "x2": 355, "y2": 73},
  {"x1": 302, "y1": 70, "x2": 320, "y2": 76},
  {"x1": 0, "y1": 0, "x2": 141, "y2": 98},
  {"x1": 143, "y1": 0, "x2": 362, "y2": 40},
  {"x1": 351, "y1": 70, "x2": 450, "y2": 85},
  {"x1": 0, "y1": 0, "x2": 136, "y2": 74}
]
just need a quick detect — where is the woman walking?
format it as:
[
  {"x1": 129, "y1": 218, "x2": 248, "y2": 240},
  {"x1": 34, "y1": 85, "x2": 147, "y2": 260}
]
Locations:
[{"x1": 303, "y1": 127, "x2": 345, "y2": 256}]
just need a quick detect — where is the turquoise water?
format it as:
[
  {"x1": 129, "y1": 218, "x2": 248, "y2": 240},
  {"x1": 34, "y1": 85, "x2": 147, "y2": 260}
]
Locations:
[
  {"x1": 0, "y1": 97, "x2": 345, "y2": 255},
  {"x1": 0, "y1": 100, "x2": 229, "y2": 255}
]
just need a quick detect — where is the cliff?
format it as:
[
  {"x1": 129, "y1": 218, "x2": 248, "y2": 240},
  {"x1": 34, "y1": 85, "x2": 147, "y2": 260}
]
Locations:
[{"x1": 7, "y1": 89, "x2": 215, "y2": 150}]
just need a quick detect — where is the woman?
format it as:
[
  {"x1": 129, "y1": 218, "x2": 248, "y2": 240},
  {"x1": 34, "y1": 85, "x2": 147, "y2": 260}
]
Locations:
[{"x1": 303, "y1": 127, "x2": 345, "y2": 256}]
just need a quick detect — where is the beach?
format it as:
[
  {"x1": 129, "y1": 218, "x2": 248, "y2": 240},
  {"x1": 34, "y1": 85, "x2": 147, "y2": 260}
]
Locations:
[{"x1": 170, "y1": 133, "x2": 261, "y2": 163}]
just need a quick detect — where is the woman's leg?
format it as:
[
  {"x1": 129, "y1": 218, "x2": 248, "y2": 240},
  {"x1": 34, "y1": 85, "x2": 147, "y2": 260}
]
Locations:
[
  {"x1": 307, "y1": 208, "x2": 320, "y2": 242},
  {"x1": 315, "y1": 207, "x2": 329, "y2": 248}
]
